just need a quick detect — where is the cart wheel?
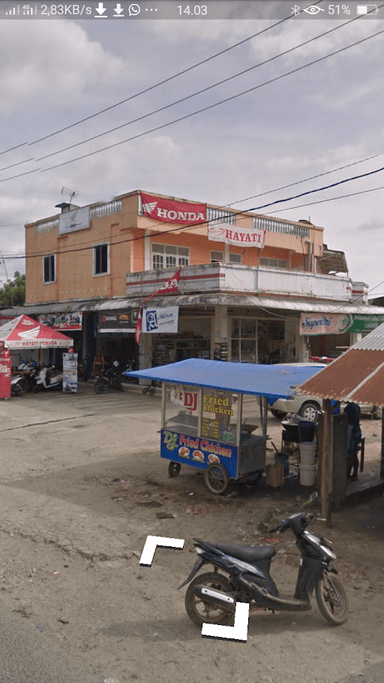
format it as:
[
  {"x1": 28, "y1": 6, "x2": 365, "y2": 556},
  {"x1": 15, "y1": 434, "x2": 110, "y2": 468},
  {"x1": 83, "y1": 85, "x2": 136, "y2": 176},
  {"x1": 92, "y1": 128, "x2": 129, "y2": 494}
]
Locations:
[
  {"x1": 168, "y1": 461, "x2": 181, "y2": 478},
  {"x1": 204, "y1": 463, "x2": 229, "y2": 495}
]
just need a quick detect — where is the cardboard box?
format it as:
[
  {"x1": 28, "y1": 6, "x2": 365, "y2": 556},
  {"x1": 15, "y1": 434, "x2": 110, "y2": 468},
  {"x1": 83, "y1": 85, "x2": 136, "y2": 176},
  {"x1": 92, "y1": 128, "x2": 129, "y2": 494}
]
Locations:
[{"x1": 266, "y1": 462, "x2": 284, "y2": 488}]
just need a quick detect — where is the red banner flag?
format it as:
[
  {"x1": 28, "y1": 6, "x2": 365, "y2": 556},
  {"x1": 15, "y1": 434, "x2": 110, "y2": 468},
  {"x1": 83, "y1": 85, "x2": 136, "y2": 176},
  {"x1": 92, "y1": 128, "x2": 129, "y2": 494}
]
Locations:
[{"x1": 134, "y1": 269, "x2": 181, "y2": 345}]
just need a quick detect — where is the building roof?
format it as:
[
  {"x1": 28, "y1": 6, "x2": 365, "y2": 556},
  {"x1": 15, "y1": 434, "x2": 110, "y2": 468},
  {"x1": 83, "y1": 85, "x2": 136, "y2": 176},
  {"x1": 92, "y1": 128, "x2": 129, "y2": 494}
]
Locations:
[
  {"x1": 126, "y1": 358, "x2": 325, "y2": 404},
  {"x1": 2, "y1": 295, "x2": 384, "y2": 317},
  {"x1": 298, "y1": 322, "x2": 384, "y2": 405}
]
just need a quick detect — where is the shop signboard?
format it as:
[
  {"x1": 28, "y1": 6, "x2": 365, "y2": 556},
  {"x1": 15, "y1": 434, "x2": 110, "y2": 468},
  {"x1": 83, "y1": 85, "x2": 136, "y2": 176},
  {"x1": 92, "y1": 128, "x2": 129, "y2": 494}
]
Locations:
[
  {"x1": 98, "y1": 309, "x2": 139, "y2": 333},
  {"x1": 141, "y1": 192, "x2": 206, "y2": 225},
  {"x1": 300, "y1": 312, "x2": 384, "y2": 335},
  {"x1": 62, "y1": 352, "x2": 78, "y2": 393},
  {"x1": 143, "y1": 306, "x2": 179, "y2": 333},
  {"x1": 160, "y1": 430, "x2": 237, "y2": 478},
  {"x1": 58, "y1": 206, "x2": 90, "y2": 235},
  {"x1": 39, "y1": 313, "x2": 82, "y2": 331},
  {"x1": 208, "y1": 223, "x2": 265, "y2": 248}
]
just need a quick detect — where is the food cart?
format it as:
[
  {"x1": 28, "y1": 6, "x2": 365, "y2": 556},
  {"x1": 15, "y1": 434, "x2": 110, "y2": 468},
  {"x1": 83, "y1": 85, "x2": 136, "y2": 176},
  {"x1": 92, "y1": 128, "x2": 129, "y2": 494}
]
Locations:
[{"x1": 126, "y1": 359, "x2": 324, "y2": 494}]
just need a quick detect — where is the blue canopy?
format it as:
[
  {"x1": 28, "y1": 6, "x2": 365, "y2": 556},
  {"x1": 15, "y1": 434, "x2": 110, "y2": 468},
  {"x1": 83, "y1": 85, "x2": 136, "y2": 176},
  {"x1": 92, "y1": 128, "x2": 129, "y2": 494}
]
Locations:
[{"x1": 125, "y1": 359, "x2": 324, "y2": 404}]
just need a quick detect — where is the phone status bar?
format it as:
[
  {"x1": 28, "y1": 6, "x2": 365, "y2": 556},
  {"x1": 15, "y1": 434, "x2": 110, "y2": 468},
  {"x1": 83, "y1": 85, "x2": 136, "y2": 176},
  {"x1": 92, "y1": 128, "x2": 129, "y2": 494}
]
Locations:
[{"x1": 0, "y1": 1, "x2": 382, "y2": 21}]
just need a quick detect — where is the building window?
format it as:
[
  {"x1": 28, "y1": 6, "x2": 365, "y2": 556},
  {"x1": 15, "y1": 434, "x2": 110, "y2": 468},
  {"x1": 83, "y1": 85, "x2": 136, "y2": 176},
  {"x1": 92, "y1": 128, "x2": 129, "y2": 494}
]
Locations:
[
  {"x1": 43, "y1": 255, "x2": 55, "y2": 283},
  {"x1": 211, "y1": 251, "x2": 223, "y2": 263},
  {"x1": 259, "y1": 257, "x2": 287, "y2": 269},
  {"x1": 94, "y1": 243, "x2": 109, "y2": 275},
  {"x1": 152, "y1": 243, "x2": 189, "y2": 269},
  {"x1": 229, "y1": 253, "x2": 242, "y2": 264}
]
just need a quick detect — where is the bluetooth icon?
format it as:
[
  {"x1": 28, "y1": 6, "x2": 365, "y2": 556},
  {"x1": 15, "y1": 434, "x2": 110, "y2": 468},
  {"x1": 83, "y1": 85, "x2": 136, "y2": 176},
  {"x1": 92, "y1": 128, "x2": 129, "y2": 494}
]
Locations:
[{"x1": 291, "y1": 5, "x2": 301, "y2": 15}]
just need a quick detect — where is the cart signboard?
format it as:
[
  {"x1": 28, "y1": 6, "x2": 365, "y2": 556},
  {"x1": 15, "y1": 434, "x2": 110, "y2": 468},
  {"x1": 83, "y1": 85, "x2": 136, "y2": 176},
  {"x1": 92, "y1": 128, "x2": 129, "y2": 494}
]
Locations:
[{"x1": 161, "y1": 430, "x2": 238, "y2": 479}]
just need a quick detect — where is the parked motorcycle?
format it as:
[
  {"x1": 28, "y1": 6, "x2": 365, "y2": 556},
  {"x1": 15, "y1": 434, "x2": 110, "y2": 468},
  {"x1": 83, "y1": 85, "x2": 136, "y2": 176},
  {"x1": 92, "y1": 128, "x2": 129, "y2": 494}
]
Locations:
[
  {"x1": 179, "y1": 503, "x2": 347, "y2": 627},
  {"x1": 142, "y1": 380, "x2": 156, "y2": 395},
  {"x1": 34, "y1": 365, "x2": 63, "y2": 392},
  {"x1": 94, "y1": 360, "x2": 123, "y2": 394},
  {"x1": 11, "y1": 361, "x2": 39, "y2": 396}
]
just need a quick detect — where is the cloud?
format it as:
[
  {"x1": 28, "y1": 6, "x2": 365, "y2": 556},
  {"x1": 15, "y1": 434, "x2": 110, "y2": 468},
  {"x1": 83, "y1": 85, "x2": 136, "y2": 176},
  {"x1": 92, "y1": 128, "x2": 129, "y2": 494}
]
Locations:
[{"x1": 0, "y1": 21, "x2": 124, "y2": 114}]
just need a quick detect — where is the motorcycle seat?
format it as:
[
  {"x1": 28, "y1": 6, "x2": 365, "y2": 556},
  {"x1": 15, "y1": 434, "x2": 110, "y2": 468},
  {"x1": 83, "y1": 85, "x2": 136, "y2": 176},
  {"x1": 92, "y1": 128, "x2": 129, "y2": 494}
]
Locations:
[{"x1": 195, "y1": 538, "x2": 276, "y2": 563}]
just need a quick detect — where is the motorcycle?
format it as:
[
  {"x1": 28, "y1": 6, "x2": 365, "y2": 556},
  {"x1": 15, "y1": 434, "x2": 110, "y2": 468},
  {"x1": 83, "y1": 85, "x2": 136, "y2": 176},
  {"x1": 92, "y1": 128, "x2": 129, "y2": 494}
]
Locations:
[
  {"x1": 142, "y1": 380, "x2": 156, "y2": 395},
  {"x1": 179, "y1": 502, "x2": 348, "y2": 627},
  {"x1": 94, "y1": 360, "x2": 123, "y2": 394},
  {"x1": 34, "y1": 365, "x2": 63, "y2": 392},
  {"x1": 11, "y1": 361, "x2": 39, "y2": 396}
]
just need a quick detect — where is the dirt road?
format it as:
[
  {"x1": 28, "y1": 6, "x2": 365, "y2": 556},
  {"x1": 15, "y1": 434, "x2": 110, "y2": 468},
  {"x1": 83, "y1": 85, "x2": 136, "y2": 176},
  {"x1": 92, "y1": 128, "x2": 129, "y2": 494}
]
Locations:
[{"x1": 0, "y1": 386, "x2": 383, "y2": 683}]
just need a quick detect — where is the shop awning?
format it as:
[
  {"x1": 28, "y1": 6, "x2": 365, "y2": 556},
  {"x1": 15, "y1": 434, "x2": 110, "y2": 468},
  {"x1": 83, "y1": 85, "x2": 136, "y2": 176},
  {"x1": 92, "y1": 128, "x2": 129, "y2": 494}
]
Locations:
[
  {"x1": 2, "y1": 295, "x2": 384, "y2": 318},
  {"x1": 126, "y1": 358, "x2": 325, "y2": 404}
]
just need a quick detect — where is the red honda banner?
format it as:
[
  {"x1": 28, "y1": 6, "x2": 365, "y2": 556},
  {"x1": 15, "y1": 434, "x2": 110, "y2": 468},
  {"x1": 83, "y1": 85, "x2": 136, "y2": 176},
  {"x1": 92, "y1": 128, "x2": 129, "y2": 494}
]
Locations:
[
  {"x1": 141, "y1": 192, "x2": 206, "y2": 225},
  {"x1": 135, "y1": 269, "x2": 181, "y2": 345}
]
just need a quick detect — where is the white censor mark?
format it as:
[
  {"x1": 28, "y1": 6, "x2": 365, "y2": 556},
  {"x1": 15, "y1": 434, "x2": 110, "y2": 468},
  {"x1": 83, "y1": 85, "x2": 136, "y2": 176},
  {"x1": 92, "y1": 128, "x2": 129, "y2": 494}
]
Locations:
[
  {"x1": 139, "y1": 535, "x2": 185, "y2": 566},
  {"x1": 202, "y1": 602, "x2": 249, "y2": 642}
]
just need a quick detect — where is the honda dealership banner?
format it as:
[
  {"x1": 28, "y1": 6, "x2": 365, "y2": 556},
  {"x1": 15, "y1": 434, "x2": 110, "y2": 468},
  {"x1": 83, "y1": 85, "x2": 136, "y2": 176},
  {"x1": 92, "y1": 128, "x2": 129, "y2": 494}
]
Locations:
[
  {"x1": 140, "y1": 192, "x2": 206, "y2": 225},
  {"x1": 59, "y1": 206, "x2": 91, "y2": 235},
  {"x1": 39, "y1": 313, "x2": 83, "y2": 331},
  {"x1": 143, "y1": 306, "x2": 179, "y2": 334},
  {"x1": 300, "y1": 313, "x2": 384, "y2": 335},
  {"x1": 208, "y1": 223, "x2": 265, "y2": 249},
  {"x1": 98, "y1": 309, "x2": 140, "y2": 333}
]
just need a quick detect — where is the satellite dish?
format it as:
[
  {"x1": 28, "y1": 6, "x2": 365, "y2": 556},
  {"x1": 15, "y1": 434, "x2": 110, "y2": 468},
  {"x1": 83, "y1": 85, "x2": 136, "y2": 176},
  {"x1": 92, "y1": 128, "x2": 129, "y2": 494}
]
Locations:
[{"x1": 61, "y1": 187, "x2": 78, "y2": 201}]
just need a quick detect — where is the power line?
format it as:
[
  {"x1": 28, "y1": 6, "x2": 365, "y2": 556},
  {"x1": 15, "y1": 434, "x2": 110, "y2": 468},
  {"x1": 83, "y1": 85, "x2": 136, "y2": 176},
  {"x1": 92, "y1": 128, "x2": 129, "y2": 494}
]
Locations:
[
  {"x1": 36, "y1": 13, "x2": 359, "y2": 163},
  {"x1": 39, "y1": 27, "x2": 384, "y2": 174},
  {"x1": 267, "y1": 184, "x2": 384, "y2": 214},
  {"x1": 27, "y1": 3, "x2": 317, "y2": 148},
  {"x1": 5, "y1": 163, "x2": 384, "y2": 261}
]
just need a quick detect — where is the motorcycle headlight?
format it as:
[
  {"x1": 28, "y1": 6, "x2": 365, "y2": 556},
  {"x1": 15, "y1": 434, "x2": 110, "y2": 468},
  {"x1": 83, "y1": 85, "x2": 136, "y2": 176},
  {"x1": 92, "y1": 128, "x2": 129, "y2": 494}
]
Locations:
[{"x1": 320, "y1": 544, "x2": 336, "y2": 560}]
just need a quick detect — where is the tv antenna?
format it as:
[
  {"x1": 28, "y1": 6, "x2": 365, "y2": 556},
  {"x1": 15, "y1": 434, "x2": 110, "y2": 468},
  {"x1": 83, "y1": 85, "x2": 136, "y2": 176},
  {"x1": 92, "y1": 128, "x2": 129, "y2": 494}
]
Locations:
[{"x1": 61, "y1": 187, "x2": 78, "y2": 208}]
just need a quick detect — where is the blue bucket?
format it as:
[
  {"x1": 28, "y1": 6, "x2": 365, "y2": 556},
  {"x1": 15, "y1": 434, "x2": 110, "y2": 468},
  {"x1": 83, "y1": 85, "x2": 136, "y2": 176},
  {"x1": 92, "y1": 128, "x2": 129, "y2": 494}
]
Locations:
[{"x1": 275, "y1": 452, "x2": 290, "y2": 477}]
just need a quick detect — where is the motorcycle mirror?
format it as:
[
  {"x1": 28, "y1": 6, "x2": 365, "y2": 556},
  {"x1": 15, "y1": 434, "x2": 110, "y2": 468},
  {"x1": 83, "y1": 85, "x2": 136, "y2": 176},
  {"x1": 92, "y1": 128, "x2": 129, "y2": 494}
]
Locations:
[{"x1": 304, "y1": 491, "x2": 319, "y2": 506}]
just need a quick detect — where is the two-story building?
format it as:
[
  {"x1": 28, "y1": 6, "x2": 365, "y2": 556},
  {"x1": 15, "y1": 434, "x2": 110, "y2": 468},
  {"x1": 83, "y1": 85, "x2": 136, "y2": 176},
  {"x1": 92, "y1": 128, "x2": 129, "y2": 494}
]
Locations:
[{"x1": 5, "y1": 189, "x2": 384, "y2": 371}]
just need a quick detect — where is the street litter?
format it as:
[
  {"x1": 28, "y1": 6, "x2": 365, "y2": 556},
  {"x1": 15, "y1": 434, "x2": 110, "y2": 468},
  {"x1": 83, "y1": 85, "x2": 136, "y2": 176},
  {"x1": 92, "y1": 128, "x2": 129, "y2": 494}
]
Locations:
[{"x1": 186, "y1": 505, "x2": 211, "y2": 514}]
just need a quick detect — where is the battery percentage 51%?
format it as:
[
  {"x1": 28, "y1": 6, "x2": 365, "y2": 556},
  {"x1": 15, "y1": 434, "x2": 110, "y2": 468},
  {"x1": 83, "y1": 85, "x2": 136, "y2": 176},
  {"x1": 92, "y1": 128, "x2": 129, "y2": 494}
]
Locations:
[{"x1": 328, "y1": 4, "x2": 351, "y2": 14}]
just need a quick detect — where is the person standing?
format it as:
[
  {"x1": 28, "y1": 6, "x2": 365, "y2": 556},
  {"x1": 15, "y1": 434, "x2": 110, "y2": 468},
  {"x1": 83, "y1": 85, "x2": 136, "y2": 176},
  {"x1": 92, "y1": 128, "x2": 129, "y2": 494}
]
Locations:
[{"x1": 344, "y1": 402, "x2": 361, "y2": 482}]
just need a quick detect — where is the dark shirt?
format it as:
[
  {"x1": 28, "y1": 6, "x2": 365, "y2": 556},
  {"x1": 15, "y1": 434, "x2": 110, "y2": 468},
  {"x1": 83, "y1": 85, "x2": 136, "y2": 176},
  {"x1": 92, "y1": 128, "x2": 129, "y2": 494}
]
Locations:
[{"x1": 344, "y1": 402, "x2": 361, "y2": 427}]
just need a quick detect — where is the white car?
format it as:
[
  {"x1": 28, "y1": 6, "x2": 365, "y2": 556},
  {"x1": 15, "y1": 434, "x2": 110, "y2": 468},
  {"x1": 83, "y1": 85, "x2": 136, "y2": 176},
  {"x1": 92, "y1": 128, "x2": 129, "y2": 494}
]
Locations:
[{"x1": 268, "y1": 363, "x2": 381, "y2": 422}]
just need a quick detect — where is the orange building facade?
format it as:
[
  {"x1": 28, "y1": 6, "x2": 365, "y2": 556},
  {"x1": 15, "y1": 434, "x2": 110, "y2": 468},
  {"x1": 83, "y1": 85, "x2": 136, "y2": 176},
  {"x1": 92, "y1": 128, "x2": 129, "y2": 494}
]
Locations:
[{"x1": 17, "y1": 188, "x2": 382, "y2": 373}]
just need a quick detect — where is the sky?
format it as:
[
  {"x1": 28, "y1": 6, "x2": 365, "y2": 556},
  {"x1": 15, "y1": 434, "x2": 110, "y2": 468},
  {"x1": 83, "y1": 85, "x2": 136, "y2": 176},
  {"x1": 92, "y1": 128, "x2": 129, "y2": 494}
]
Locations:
[{"x1": 0, "y1": 0, "x2": 383, "y2": 296}]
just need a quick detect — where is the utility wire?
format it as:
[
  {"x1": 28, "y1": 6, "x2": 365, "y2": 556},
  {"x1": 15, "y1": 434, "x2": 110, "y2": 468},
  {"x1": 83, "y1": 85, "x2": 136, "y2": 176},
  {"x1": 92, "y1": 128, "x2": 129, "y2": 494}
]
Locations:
[
  {"x1": 36, "y1": 13, "x2": 360, "y2": 162},
  {"x1": 5, "y1": 163, "x2": 384, "y2": 262},
  {"x1": 39, "y1": 27, "x2": 384, "y2": 174},
  {"x1": 27, "y1": 3, "x2": 321, "y2": 148}
]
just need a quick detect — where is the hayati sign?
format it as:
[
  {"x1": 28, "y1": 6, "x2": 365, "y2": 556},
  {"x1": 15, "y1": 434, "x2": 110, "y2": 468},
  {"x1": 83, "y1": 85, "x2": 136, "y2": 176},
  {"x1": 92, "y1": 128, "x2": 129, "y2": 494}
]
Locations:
[
  {"x1": 208, "y1": 223, "x2": 265, "y2": 249},
  {"x1": 300, "y1": 312, "x2": 384, "y2": 335},
  {"x1": 141, "y1": 192, "x2": 206, "y2": 225}
]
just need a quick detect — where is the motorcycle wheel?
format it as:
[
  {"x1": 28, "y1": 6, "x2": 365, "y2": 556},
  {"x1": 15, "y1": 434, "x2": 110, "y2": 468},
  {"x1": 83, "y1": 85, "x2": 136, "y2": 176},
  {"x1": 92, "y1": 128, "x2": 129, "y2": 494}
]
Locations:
[
  {"x1": 185, "y1": 572, "x2": 234, "y2": 627},
  {"x1": 316, "y1": 574, "x2": 348, "y2": 625},
  {"x1": 95, "y1": 381, "x2": 109, "y2": 394},
  {"x1": 204, "y1": 463, "x2": 229, "y2": 495},
  {"x1": 12, "y1": 384, "x2": 24, "y2": 397}
]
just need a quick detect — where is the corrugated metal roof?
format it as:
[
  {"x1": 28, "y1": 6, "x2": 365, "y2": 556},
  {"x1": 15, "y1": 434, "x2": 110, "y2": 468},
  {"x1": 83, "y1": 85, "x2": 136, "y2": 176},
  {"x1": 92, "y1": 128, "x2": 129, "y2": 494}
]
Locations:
[
  {"x1": 3, "y1": 295, "x2": 384, "y2": 316},
  {"x1": 298, "y1": 349, "x2": 384, "y2": 402},
  {"x1": 126, "y1": 358, "x2": 324, "y2": 403},
  {"x1": 352, "y1": 322, "x2": 384, "y2": 350}
]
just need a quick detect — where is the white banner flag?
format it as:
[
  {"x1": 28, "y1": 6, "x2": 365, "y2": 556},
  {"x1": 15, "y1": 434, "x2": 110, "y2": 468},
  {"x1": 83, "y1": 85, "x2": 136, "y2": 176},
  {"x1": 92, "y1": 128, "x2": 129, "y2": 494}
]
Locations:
[{"x1": 208, "y1": 223, "x2": 265, "y2": 248}]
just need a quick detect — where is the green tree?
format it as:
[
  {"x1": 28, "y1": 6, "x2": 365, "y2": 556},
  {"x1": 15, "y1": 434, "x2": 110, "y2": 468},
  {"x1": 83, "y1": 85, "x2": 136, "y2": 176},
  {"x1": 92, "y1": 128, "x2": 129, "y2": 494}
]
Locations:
[{"x1": 0, "y1": 271, "x2": 25, "y2": 308}]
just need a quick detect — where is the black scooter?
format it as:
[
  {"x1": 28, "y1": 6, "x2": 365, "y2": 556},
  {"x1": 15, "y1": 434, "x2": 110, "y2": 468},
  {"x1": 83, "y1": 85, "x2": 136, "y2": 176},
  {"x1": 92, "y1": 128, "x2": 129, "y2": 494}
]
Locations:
[
  {"x1": 179, "y1": 505, "x2": 347, "y2": 627},
  {"x1": 94, "y1": 360, "x2": 123, "y2": 394}
]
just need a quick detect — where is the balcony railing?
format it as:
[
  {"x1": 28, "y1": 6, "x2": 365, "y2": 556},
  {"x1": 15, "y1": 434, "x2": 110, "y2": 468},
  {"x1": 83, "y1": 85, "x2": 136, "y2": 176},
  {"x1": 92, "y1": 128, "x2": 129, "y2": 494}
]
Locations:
[{"x1": 126, "y1": 262, "x2": 356, "y2": 302}]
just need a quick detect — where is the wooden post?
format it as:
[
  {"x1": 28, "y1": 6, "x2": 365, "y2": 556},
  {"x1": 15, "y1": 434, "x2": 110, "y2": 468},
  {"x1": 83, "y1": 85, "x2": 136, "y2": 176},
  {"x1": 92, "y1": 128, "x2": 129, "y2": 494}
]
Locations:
[{"x1": 321, "y1": 399, "x2": 332, "y2": 526}]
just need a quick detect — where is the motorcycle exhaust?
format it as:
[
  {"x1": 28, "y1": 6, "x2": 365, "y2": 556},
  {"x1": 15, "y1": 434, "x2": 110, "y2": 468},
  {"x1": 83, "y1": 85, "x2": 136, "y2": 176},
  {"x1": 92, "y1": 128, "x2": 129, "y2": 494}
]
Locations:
[{"x1": 193, "y1": 585, "x2": 236, "y2": 613}]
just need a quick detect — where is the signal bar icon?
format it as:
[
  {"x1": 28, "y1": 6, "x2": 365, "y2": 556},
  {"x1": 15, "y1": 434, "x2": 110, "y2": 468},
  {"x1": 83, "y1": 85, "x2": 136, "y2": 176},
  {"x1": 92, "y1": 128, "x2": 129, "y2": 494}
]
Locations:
[{"x1": 5, "y1": 5, "x2": 20, "y2": 14}]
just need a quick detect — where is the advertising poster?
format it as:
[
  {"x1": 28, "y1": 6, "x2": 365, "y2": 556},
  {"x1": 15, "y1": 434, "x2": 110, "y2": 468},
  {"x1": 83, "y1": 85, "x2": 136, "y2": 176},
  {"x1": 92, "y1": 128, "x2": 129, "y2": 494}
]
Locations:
[
  {"x1": 62, "y1": 352, "x2": 78, "y2": 393},
  {"x1": 208, "y1": 223, "x2": 265, "y2": 248},
  {"x1": 39, "y1": 313, "x2": 82, "y2": 331},
  {"x1": 160, "y1": 430, "x2": 237, "y2": 479},
  {"x1": 143, "y1": 306, "x2": 179, "y2": 333},
  {"x1": 300, "y1": 313, "x2": 384, "y2": 335}
]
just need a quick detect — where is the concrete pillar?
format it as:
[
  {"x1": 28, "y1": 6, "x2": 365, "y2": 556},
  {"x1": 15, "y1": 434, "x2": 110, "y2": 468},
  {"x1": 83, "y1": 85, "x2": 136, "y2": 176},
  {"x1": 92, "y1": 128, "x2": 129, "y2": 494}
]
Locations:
[{"x1": 212, "y1": 305, "x2": 229, "y2": 360}]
